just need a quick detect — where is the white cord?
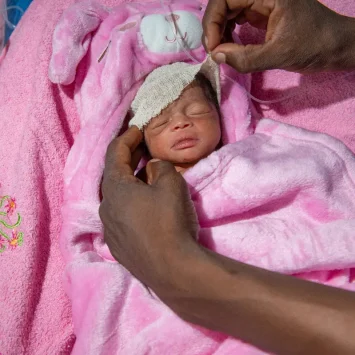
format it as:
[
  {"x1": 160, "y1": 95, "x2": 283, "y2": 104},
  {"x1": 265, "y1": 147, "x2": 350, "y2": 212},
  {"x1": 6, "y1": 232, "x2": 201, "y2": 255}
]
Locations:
[{"x1": 1, "y1": 5, "x2": 24, "y2": 30}]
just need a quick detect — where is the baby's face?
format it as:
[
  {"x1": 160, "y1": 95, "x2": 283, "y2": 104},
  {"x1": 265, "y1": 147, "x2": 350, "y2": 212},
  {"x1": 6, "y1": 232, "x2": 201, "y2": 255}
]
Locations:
[{"x1": 144, "y1": 84, "x2": 221, "y2": 165}]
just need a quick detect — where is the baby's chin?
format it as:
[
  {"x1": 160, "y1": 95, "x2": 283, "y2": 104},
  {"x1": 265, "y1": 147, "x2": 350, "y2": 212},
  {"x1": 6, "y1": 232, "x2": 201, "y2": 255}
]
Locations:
[{"x1": 169, "y1": 147, "x2": 213, "y2": 165}]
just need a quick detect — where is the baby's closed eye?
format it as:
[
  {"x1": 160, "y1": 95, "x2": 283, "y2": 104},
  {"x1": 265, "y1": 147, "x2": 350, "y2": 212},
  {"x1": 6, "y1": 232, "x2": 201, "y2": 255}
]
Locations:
[
  {"x1": 149, "y1": 116, "x2": 169, "y2": 129},
  {"x1": 186, "y1": 104, "x2": 212, "y2": 116}
]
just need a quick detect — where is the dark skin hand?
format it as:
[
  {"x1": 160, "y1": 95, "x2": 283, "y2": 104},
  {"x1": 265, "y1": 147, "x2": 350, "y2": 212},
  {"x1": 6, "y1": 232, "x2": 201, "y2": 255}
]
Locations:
[
  {"x1": 100, "y1": 127, "x2": 355, "y2": 355},
  {"x1": 100, "y1": 127, "x2": 200, "y2": 289},
  {"x1": 202, "y1": 0, "x2": 355, "y2": 73}
]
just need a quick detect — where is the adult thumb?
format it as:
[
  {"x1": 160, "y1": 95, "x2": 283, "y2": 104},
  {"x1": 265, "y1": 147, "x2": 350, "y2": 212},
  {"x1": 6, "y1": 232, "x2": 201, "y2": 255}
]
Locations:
[
  {"x1": 145, "y1": 160, "x2": 181, "y2": 186},
  {"x1": 212, "y1": 42, "x2": 278, "y2": 73}
]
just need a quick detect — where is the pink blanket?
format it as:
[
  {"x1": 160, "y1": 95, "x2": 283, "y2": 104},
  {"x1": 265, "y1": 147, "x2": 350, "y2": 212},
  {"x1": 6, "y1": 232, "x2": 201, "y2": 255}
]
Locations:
[
  {"x1": 47, "y1": 0, "x2": 355, "y2": 353},
  {"x1": 0, "y1": 1, "x2": 79, "y2": 354},
  {"x1": 0, "y1": 0, "x2": 355, "y2": 354},
  {"x1": 243, "y1": 0, "x2": 355, "y2": 151}
]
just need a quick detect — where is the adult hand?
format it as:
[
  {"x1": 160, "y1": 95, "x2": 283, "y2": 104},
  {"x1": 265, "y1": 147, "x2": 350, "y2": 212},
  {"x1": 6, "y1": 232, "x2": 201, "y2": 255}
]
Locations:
[
  {"x1": 202, "y1": 0, "x2": 355, "y2": 73},
  {"x1": 100, "y1": 127, "x2": 355, "y2": 355},
  {"x1": 99, "y1": 126, "x2": 200, "y2": 292}
]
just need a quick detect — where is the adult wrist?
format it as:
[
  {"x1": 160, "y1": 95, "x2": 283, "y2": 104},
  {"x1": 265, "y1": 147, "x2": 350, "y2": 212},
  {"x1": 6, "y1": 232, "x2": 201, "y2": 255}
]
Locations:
[
  {"x1": 155, "y1": 245, "x2": 245, "y2": 327},
  {"x1": 148, "y1": 234, "x2": 205, "y2": 296}
]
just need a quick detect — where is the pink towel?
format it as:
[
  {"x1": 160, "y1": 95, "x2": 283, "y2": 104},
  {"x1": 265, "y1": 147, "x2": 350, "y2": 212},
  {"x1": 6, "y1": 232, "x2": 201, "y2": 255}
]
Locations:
[
  {"x1": 47, "y1": 1, "x2": 355, "y2": 354},
  {"x1": 0, "y1": 1, "x2": 79, "y2": 354},
  {"x1": 1, "y1": 0, "x2": 355, "y2": 354}
]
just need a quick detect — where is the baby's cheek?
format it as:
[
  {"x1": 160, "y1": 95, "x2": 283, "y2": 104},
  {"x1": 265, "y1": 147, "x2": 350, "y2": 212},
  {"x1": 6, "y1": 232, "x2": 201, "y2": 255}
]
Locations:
[
  {"x1": 199, "y1": 118, "x2": 221, "y2": 145},
  {"x1": 146, "y1": 134, "x2": 170, "y2": 160}
]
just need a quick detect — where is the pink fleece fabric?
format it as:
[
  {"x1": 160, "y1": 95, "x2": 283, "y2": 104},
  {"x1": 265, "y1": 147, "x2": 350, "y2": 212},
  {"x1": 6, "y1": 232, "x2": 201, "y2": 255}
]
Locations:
[
  {"x1": 241, "y1": 0, "x2": 355, "y2": 151},
  {"x1": 47, "y1": 0, "x2": 355, "y2": 354},
  {"x1": 0, "y1": 0, "x2": 355, "y2": 354},
  {"x1": 65, "y1": 117, "x2": 355, "y2": 354}
]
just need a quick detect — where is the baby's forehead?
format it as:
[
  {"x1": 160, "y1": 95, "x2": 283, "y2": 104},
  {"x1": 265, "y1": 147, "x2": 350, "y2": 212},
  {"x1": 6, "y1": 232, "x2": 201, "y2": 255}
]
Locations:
[{"x1": 180, "y1": 82, "x2": 208, "y2": 100}]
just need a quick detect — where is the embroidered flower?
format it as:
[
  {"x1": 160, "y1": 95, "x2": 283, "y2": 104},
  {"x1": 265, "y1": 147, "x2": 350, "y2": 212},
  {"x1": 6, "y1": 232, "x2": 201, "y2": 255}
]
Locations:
[
  {"x1": 5, "y1": 197, "x2": 16, "y2": 216},
  {"x1": 0, "y1": 193, "x2": 24, "y2": 253},
  {"x1": 8, "y1": 230, "x2": 22, "y2": 250}
]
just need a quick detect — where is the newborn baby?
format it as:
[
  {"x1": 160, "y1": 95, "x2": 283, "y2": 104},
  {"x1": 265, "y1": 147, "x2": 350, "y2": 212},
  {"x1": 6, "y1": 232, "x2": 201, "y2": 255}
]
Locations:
[{"x1": 129, "y1": 58, "x2": 221, "y2": 174}]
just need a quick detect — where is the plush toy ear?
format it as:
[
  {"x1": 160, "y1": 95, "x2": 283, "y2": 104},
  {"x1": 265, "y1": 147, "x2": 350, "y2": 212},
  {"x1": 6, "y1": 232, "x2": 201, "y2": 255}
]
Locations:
[{"x1": 49, "y1": 1, "x2": 109, "y2": 85}]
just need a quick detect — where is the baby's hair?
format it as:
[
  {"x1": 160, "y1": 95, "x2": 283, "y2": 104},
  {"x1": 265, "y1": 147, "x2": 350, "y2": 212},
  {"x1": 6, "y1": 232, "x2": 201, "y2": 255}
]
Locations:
[{"x1": 193, "y1": 73, "x2": 219, "y2": 111}]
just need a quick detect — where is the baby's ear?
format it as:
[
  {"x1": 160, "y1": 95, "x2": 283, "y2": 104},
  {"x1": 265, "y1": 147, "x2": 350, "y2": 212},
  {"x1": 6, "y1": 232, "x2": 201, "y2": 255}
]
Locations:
[{"x1": 49, "y1": 1, "x2": 109, "y2": 85}]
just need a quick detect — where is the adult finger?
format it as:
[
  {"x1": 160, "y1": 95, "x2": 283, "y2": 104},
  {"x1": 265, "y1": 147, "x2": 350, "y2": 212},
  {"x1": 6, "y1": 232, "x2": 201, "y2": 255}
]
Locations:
[
  {"x1": 242, "y1": 8, "x2": 269, "y2": 29},
  {"x1": 202, "y1": 0, "x2": 228, "y2": 52},
  {"x1": 146, "y1": 160, "x2": 181, "y2": 187},
  {"x1": 203, "y1": 0, "x2": 253, "y2": 52},
  {"x1": 146, "y1": 160, "x2": 198, "y2": 237},
  {"x1": 212, "y1": 42, "x2": 280, "y2": 73},
  {"x1": 104, "y1": 126, "x2": 143, "y2": 178}
]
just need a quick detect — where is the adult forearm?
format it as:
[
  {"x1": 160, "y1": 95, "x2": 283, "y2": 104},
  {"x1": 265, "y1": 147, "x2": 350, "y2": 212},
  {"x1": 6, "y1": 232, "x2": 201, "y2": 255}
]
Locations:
[
  {"x1": 159, "y1": 247, "x2": 355, "y2": 355},
  {"x1": 330, "y1": 15, "x2": 355, "y2": 70},
  {"x1": 101, "y1": 127, "x2": 355, "y2": 354}
]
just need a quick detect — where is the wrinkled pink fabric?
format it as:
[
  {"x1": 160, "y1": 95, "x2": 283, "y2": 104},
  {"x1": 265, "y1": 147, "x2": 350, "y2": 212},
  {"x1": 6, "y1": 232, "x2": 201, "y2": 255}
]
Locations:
[
  {"x1": 242, "y1": 0, "x2": 355, "y2": 151},
  {"x1": 46, "y1": 1, "x2": 355, "y2": 354},
  {"x1": 1, "y1": 0, "x2": 355, "y2": 354}
]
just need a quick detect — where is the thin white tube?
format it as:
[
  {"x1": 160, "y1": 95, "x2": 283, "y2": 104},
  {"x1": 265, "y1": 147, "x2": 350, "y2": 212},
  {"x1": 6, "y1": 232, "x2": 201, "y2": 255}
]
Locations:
[{"x1": 1, "y1": 5, "x2": 24, "y2": 30}]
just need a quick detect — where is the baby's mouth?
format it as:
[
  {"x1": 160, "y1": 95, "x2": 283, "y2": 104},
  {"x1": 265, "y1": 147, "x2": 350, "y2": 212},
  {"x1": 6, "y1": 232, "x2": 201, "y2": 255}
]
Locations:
[{"x1": 172, "y1": 137, "x2": 199, "y2": 150}]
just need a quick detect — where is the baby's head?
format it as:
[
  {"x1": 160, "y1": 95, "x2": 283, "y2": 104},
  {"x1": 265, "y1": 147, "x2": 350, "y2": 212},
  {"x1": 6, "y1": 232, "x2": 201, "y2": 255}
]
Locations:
[
  {"x1": 144, "y1": 73, "x2": 220, "y2": 168},
  {"x1": 130, "y1": 59, "x2": 221, "y2": 171}
]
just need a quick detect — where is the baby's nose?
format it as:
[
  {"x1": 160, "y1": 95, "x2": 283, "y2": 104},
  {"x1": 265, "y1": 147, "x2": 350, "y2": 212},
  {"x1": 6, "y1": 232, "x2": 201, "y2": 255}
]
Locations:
[{"x1": 173, "y1": 117, "x2": 192, "y2": 130}]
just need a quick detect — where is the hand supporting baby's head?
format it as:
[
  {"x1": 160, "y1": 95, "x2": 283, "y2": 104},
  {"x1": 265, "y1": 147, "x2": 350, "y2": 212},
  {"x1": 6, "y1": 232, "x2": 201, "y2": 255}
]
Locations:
[{"x1": 130, "y1": 58, "x2": 221, "y2": 173}]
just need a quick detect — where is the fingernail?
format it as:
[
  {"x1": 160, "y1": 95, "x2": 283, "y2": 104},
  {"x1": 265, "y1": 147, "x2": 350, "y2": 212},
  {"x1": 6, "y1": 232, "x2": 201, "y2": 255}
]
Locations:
[
  {"x1": 214, "y1": 53, "x2": 226, "y2": 64},
  {"x1": 150, "y1": 159, "x2": 161, "y2": 163},
  {"x1": 204, "y1": 36, "x2": 208, "y2": 48}
]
